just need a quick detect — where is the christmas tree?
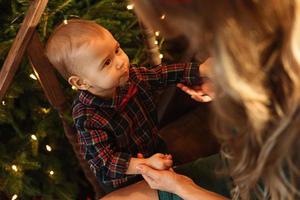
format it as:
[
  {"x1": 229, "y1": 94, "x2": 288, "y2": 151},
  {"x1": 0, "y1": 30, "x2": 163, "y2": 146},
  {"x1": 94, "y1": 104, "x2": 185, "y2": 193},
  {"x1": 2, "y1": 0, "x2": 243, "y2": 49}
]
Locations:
[{"x1": 0, "y1": 0, "x2": 167, "y2": 199}]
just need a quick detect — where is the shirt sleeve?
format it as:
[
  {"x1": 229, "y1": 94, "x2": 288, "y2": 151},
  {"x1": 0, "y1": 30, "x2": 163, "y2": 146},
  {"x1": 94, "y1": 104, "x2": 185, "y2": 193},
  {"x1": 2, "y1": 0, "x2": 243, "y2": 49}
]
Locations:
[
  {"x1": 130, "y1": 63, "x2": 202, "y2": 89},
  {"x1": 77, "y1": 118, "x2": 131, "y2": 179}
]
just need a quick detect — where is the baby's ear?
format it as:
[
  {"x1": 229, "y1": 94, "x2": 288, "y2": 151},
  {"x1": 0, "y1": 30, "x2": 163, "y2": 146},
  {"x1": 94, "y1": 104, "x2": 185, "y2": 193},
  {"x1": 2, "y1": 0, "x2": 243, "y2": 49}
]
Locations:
[{"x1": 68, "y1": 75, "x2": 90, "y2": 90}]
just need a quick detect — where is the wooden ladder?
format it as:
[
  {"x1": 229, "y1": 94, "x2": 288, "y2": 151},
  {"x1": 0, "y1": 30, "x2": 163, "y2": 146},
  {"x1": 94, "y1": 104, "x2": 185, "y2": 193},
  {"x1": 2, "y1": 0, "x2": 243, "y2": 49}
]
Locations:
[
  {"x1": 0, "y1": 0, "x2": 104, "y2": 198},
  {"x1": 0, "y1": 0, "x2": 165, "y2": 198}
]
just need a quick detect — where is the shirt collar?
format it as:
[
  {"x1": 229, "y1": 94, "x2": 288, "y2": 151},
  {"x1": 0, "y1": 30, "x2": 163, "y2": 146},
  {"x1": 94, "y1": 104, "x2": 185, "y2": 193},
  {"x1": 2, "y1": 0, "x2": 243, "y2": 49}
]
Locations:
[{"x1": 78, "y1": 80, "x2": 137, "y2": 109}]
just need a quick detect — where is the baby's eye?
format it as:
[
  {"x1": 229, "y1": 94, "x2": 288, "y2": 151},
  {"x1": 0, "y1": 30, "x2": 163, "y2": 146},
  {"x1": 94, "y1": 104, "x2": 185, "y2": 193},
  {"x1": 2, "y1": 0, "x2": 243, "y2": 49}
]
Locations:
[
  {"x1": 104, "y1": 59, "x2": 111, "y2": 66},
  {"x1": 115, "y1": 47, "x2": 120, "y2": 54}
]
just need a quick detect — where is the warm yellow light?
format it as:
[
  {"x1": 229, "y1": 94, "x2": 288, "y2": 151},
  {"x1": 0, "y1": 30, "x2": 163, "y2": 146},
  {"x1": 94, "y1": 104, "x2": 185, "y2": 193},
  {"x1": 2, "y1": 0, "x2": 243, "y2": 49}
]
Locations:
[
  {"x1": 159, "y1": 54, "x2": 164, "y2": 59},
  {"x1": 63, "y1": 19, "x2": 68, "y2": 24},
  {"x1": 41, "y1": 108, "x2": 51, "y2": 114},
  {"x1": 1, "y1": 101, "x2": 5, "y2": 106},
  {"x1": 155, "y1": 31, "x2": 160, "y2": 36},
  {"x1": 49, "y1": 170, "x2": 54, "y2": 175},
  {"x1": 31, "y1": 134, "x2": 37, "y2": 141},
  {"x1": 29, "y1": 73, "x2": 38, "y2": 80},
  {"x1": 127, "y1": 4, "x2": 134, "y2": 10},
  {"x1": 46, "y1": 145, "x2": 52, "y2": 152},
  {"x1": 71, "y1": 86, "x2": 77, "y2": 90},
  {"x1": 160, "y1": 14, "x2": 166, "y2": 20},
  {"x1": 11, "y1": 165, "x2": 18, "y2": 172},
  {"x1": 11, "y1": 194, "x2": 18, "y2": 200},
  {"x1": 154, "y1": 40, "x2": 158, "y2": 45}
]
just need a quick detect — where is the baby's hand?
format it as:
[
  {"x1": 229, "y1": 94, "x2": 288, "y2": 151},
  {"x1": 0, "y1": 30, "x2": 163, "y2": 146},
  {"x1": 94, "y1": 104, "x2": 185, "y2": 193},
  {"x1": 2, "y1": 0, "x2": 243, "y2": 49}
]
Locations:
[{"x1": 146, "y1": 153, "x2": 173, "y2": 170}]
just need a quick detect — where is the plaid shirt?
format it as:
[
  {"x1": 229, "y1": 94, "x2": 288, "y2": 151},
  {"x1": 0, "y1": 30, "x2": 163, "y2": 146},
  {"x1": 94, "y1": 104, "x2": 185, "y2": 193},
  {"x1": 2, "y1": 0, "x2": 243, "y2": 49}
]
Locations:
[{"x1": 72, "y1": 63, "x2": 201, "y2": 188}]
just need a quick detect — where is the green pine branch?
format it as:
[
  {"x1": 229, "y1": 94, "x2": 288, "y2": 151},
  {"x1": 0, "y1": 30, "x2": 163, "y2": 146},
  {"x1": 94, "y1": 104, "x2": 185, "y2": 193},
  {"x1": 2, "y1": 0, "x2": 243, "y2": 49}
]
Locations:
[{"x1": 0, "y1": 0, "x2": 155, "y2": 198}]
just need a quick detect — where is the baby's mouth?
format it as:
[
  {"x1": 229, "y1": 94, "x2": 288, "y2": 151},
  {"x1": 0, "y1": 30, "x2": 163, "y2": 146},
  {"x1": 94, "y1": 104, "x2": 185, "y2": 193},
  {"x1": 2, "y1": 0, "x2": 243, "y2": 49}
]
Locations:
[
  {"x1": 120, "y1": 70, "x2": 129, "y2": 84},
  {"x1": 123, "y1": 70, "x2": 129, "y2": 78}
]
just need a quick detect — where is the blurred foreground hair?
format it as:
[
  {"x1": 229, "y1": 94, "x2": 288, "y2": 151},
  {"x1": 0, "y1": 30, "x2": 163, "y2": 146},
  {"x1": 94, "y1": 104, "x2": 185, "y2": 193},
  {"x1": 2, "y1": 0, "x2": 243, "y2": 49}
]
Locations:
[{"x1": 133, "y1": 0, "x2": 300, "y2": 199}]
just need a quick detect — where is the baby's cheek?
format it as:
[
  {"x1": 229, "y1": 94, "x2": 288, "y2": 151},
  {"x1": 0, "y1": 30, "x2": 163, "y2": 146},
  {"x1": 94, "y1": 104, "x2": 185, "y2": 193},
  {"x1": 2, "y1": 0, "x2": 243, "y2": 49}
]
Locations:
[{"x1": 103, "y1": 77, "x2": 118, "y2": 87}]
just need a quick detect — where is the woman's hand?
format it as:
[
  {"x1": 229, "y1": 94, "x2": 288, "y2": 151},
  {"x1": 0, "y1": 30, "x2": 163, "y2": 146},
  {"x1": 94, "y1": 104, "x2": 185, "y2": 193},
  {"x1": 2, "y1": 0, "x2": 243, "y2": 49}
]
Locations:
[
  {"x1": 177, "y1": 57, "x2": 215, "y2": 102},
  {"x1": 136, "y1": 164, "x2": 194, "y2": 194},
  {"x1": 177, "y1": 82, "x2": 214, "y2": 102},
  {"x1": 145, "y1": 153, "x2": 173, "y2": 170},
  {"x1": 136, "y1": 164, "x2": 228, "y2": 200}
]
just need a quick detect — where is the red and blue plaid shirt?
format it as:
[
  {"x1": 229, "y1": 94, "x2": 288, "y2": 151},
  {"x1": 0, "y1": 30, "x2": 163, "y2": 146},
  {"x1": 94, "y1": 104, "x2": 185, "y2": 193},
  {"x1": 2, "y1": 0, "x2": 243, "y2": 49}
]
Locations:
[{"x1": 72, "y1": 63, "x2": 201, "y2": 188}]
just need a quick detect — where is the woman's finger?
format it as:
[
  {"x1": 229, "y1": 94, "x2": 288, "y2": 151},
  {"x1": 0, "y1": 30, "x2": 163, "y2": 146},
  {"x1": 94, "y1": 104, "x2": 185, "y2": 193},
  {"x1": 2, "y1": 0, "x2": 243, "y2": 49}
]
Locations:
[
  {"x1": 137, "y1": 153, "x2": 144, "y2": 158},
  {"x1": 142, "y1": 174, "x2": 155, "y2": 183},
  {"x1": 191, "y1": 95, "x2": 203, "y2": 102},
  {"x1": 191, "y1": 94, "x2": 213, "y2": 102},
  {"x1": 169, "y1": 168, "x2": 175, "y2": 172},
  {"x1": 177, "y1": 84, "x2": 204, "y2": 96},
  {"x1": 137, "y1": 165, "x2": 160, "y2": 180},
  {"x1": 141, "y1": 174, "x2": 159, "y2": 190},
  {"x1": 177, "y1": 83, "x2": 192, "y2": 93},
  {"x1": 176, "y1": 83, "x2": 184, "y2": 88},
  {"x1": 201, "y1": 95, "x2": 212, "y2": 102}
]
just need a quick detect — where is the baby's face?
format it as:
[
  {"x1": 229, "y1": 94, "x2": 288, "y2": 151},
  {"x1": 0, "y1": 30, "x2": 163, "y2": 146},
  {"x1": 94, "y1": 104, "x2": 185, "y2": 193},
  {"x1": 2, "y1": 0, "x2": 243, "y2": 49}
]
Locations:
[{"x1": 79, "y1": 30, "x2": 130, "y2": 96}]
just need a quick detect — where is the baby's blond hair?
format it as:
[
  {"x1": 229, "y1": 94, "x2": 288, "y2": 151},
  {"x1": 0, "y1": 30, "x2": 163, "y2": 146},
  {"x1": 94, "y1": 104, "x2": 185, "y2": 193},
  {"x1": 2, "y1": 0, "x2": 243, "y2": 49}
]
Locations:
[{"x1": 45, "y1": 19, "x2": 107, "y2": 80}]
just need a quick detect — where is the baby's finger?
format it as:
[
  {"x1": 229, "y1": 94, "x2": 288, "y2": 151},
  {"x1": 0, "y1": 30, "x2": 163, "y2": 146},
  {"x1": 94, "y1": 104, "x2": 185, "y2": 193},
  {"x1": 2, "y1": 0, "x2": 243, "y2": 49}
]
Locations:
[
  {"x1": 163, "y1": 159, "x2": 173, "y2": 168},
  {"x1": 155, "y1": 153, "x2": 165, "y2": 158},
  {"x1": 137, "y1": 153, "x2": 144, "y2": 158},
  {"x1": 164, "y1": 154, "x2": 172, "y2": 160}
]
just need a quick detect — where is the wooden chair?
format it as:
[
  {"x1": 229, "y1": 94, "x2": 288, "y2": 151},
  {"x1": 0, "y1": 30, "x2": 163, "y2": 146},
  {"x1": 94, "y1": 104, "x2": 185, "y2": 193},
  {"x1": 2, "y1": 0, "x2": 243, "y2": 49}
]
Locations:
[{"x1": 0, "y1": 0, "x2": 104, "y2": 198}]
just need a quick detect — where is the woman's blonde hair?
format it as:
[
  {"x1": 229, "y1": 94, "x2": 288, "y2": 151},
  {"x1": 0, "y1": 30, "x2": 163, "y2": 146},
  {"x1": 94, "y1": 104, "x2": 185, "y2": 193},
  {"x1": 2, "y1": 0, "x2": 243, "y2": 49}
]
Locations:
[{"x1": 134, "y1": 0, "x2": 300, "y2": 199}]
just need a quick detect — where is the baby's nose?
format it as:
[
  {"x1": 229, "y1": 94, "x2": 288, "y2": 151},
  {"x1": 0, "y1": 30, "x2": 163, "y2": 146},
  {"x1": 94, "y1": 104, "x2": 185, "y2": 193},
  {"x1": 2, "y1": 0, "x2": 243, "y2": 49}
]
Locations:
[
  {"x1": 116, "y1": 64, "x2": 123, "y2": 70},
  {"x1": 116, "y1": 60, "x2": 124, "y2": 70}
]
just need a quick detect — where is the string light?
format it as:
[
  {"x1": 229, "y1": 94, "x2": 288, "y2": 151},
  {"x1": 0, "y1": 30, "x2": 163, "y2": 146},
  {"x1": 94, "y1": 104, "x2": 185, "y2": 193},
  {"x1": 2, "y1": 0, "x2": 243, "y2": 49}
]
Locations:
[
  {"x1": 29, "y1": 73, "x2": 37, "y2": 80},
  {"x1": 63, "y1": 19, "x2": 68, "y2": 24},
  {"x1": 154, "y1": 40, "x2": 158, "y2": 45},
  {"x1": 49, "y1": 170, "x2": 54, "y2": 176},
  {"x1": 11, "y1": 165, "x2": 18, "y2": 172},
  {"x1": 11, "y1": 194, "x2": 18, "y2": 200},
  {"x1": 126, "y1": 4, "x2": 134, "y2": 10},
  {"x1": 155, "y1": 31, "x2": 160, "y2": 36},
  {"x1": 46, "y1": 145, "x2": 52, "y2": 152},
  {"x1": 159, "y1": 54, "x2": 164, "y2": 59},
  {"x1": 31, "y1": 134, "x2": 37, "y2": 141},
  {"x1": 160, "y1": 14, "x2": 166, "y2": 20},
  {"x1": 41, "y1": 108, "x2": 51, "y2": 114},
  {"x1": 1, "y1": 101, "x2": 5, "y2": 106},
  {"x1": 71, "y1": 86, "x2": 77, "y2": 90}
]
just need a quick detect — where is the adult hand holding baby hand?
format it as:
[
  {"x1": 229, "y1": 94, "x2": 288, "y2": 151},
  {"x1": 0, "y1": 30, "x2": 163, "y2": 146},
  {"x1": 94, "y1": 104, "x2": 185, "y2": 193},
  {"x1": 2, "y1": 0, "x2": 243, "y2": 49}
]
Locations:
[
  {"x1": 145, "y1": 153, "x2": 173, "y2": 170},
  {"x1": 136, "y1": 164, "x2": 194, "y2": 194}
]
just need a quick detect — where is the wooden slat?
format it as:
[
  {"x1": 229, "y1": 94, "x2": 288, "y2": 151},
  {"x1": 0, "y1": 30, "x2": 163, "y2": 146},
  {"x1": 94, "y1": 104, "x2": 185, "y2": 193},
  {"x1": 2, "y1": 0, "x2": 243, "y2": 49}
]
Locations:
[
  {"x1": 0, "y1": 0, "x2": 48, "y2": 100},
  {"x1": 139, "y1": 21, "x2": 161, "y2": 66},
  {"x1": 27, "y1": 31, "x2": 66, "y2": 109},
  {"x1": 27, "y1": 31, "x2": 105, "y2": 198}
]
